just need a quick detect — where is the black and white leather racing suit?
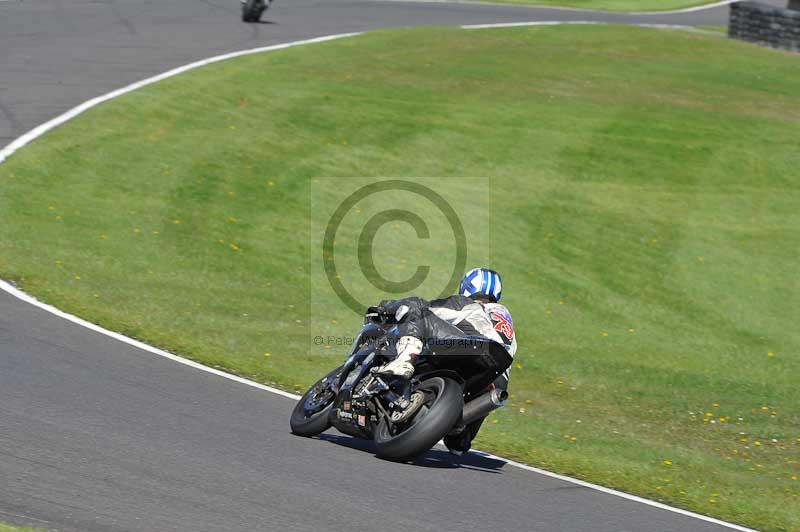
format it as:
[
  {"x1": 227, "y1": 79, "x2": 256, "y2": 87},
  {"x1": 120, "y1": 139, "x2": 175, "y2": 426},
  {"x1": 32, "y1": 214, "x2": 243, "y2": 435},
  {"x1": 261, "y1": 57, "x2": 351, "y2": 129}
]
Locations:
[{"x1": 376, "y1": 294, "x2": 517, "y2": 452}]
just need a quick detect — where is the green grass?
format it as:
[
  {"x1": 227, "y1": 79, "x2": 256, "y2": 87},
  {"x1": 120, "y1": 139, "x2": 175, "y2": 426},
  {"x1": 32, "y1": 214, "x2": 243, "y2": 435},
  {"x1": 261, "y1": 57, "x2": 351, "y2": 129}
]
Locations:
[
  {"x1": 1, "y1": 25, "x2": 799, "y2": 531},
  {"x1": 696, "y1": 24, "x2": 727, "y2": 34},
  {"x1": 0, "y1": 523, "x2": 45, "y2": 532},
  {"x1": 465, "y1": 0, "x2": 719, "y2": 12}
]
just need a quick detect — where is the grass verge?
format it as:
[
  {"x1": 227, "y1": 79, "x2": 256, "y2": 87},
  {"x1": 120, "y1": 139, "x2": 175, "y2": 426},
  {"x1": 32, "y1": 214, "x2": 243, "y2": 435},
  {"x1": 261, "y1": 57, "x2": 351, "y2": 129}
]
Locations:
[
  {"x1": 0, "y1": 523, "x2": 45, "y2": 532},
  {"x1": 462, "y1": 0, "x2": 722, "y2": 12},
  {"x1": 1, "y1": 25, "x2": 799, "y2": 531}
]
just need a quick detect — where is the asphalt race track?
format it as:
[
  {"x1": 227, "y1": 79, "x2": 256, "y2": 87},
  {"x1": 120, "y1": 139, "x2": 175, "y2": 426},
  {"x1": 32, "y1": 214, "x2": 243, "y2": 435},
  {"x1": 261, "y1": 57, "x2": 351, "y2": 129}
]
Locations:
[{"x1": 0, "y1": 1, "x2": 755, "y2": 531}]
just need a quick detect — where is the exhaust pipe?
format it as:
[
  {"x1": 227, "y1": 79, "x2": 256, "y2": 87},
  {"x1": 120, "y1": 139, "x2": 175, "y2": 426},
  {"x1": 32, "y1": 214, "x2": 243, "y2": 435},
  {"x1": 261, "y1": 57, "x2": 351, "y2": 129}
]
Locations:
[{"x1": 461, "y1": 388, "x2": 509, "y2": 426}]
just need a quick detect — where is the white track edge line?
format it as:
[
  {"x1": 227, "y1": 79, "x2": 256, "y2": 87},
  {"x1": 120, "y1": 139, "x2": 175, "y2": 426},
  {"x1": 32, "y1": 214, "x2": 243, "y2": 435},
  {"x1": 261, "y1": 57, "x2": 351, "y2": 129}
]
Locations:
[
  {"x1": 0, "y1": 32, "x2": 754, "y2": 532},
  {"x1": 372, "y1": 0, "x2": 736, "y2": 15},
  {"x1": 469, "y1": 449, "x2": 756, "y2": 531},
  {"x1": 0, "y1": 285, "x2": 756, "y2": 532},
  {"x1": 0, "y1": 33, "x2": 361, "y2": 165},
  {"x1": 0, "y1": 279, "x2": 302, "y2": 400}
]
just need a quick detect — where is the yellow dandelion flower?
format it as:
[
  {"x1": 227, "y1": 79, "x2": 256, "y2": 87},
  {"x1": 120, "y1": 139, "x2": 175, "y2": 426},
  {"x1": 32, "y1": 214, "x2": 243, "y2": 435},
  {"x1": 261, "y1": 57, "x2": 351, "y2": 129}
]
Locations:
[
  {"x1": 263, "y1": 353, "x2": 271, "y2": 357},
  {"x1": 663, "y1": 460, "x2": 673, "y2": 466},
  {"x1": 230, "y1": 242, "x2": 240, "y2": 251},
  {"x1": 173, "y1": 219, "x2": 181, "y2": 224},
  {"x1": 768, "y1": 351, "x2": 775, "y2": 357},
  {"x1": 601, "y1": 331, "x2": 609, "y2": 337},
  {"x1": 267, "y1": 181, "x2": 275, "y2": 187}
]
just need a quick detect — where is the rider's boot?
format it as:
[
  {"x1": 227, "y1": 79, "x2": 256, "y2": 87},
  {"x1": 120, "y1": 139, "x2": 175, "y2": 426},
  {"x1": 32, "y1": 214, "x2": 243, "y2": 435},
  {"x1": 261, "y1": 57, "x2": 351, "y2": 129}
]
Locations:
[
  {"x1": 376, "y1": 336, "x2": 422, "y2": 379},
  {"x1": 445, "y1": 417, "x2": 485, "y2": 456}
]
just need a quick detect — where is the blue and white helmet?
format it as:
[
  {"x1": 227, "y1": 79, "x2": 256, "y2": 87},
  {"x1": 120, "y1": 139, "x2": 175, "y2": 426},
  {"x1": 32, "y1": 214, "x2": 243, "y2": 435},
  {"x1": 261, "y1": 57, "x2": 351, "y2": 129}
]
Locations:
[{"x1": 459, "y1": 267, "x2": 502, "y2": 303}]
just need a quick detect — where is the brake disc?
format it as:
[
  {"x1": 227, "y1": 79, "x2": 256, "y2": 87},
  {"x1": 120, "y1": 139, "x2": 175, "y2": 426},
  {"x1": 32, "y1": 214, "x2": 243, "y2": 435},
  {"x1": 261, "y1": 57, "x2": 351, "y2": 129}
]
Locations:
[{"x1": 390, "y1": 391, "x2": 426, "y2": 424}]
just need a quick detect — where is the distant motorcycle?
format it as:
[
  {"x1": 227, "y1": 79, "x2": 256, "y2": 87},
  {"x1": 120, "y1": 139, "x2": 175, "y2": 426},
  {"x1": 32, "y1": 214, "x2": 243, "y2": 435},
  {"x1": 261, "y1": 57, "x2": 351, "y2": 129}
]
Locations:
[
  {"x1": 241, "y1": 0, "x2": 270, "y2": 22},
  {"x1": 290, "y1": 307, "x2": 508, "y2": 461}
]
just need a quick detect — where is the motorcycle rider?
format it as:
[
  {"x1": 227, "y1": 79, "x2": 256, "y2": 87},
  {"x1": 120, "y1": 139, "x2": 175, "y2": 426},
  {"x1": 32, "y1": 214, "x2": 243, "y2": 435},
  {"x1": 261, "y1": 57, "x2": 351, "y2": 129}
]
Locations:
[
  {"x1": 371, "y1": 267, "x2": 517, "y2": 455},
  {"x1": 240, "y1": 0, "x2": 270, "y2": 22}
]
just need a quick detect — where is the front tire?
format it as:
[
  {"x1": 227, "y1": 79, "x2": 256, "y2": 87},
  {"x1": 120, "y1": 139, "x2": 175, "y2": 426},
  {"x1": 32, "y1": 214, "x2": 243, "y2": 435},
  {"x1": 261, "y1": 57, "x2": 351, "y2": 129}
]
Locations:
[
  {"x1": 374, "y1": 377, "x2": 463, "y2": 461},
  {"x1": 290, "y1": 367, "x2": 341, "y2": 437}
]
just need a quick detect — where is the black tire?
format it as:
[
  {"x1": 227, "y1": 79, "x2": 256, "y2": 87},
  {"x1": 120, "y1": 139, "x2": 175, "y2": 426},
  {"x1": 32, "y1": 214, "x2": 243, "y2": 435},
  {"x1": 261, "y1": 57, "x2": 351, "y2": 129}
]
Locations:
[
  {"x1": 290, "y1": 367, "x2": 341, "y2": 437},
  {"x1": 374, "y1": 377, "x2": 463, "y2": 461}
]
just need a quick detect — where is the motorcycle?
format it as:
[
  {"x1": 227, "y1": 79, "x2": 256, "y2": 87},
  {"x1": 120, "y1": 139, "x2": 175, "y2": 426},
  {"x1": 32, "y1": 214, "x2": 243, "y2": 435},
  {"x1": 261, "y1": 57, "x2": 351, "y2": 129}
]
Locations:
[
  {"x1": 241, "y1": 0, "x2": 270, "y2": 23},
  {"x1": 290, "y1": 308, "x2": 509, "y2": 461}
]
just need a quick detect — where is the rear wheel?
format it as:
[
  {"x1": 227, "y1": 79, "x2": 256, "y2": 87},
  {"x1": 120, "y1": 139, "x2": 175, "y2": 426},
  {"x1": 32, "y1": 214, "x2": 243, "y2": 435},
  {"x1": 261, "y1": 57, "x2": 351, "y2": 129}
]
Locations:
[
  {"x1": 241, "y1": 0, "x2": 265, "y2": 22},
  {"x1": 290, "y1": 367, "x2": 341, "y2": 437},
  {"x1": 374, "y1": 377, "x2": 463, "y2": 461}
]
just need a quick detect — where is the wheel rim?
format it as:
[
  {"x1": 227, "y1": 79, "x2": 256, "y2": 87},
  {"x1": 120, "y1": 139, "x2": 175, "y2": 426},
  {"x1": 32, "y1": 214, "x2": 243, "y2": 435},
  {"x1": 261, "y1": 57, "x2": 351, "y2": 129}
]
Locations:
[
  {"x1": 301, "y1": 374, "x2": 337, "y2": 417},
  {"x1": 382, "y1": 378, "x2": 443, "y2": 437}
]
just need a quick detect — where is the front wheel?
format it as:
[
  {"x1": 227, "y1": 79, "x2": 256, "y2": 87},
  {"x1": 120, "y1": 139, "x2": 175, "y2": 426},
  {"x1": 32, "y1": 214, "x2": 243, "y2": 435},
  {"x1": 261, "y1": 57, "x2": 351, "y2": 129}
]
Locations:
[
  {"x1": 374, "y1": 377, "x2": 463, "y2": 461},
  {"x1": 290, "y1": 367, "x2": 341, "y2": 437}
]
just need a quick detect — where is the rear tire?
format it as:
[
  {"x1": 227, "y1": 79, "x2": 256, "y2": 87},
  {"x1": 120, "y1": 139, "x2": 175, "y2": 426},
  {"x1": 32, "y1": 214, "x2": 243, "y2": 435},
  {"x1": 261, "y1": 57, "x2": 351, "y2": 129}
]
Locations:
[
  {"x1": 290, "y1": 367, "x2": 341, "y2": 437},
  {"x1": 374, "y1": 377, "x2": 463, "y2": 461},
  {"x1": 241, "y1": 0, "x2": 265, "y2": 22}
]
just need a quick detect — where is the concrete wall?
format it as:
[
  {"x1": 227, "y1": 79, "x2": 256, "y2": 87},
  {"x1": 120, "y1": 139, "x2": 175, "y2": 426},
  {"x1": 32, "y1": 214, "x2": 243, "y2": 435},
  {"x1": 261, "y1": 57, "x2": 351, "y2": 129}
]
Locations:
[{"x1": 729, "y1": 1, "x2": 800, "y2": 52}]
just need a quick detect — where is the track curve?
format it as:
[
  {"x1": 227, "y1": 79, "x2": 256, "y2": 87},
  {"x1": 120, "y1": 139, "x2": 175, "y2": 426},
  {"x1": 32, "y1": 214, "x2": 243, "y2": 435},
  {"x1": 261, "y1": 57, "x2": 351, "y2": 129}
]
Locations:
[
  {"x1": 0, "y1": 0, "x2": 742, "y2": 147},
  {"x1": 0, "y1": 1, "x2": 756, "y2": 531}
]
